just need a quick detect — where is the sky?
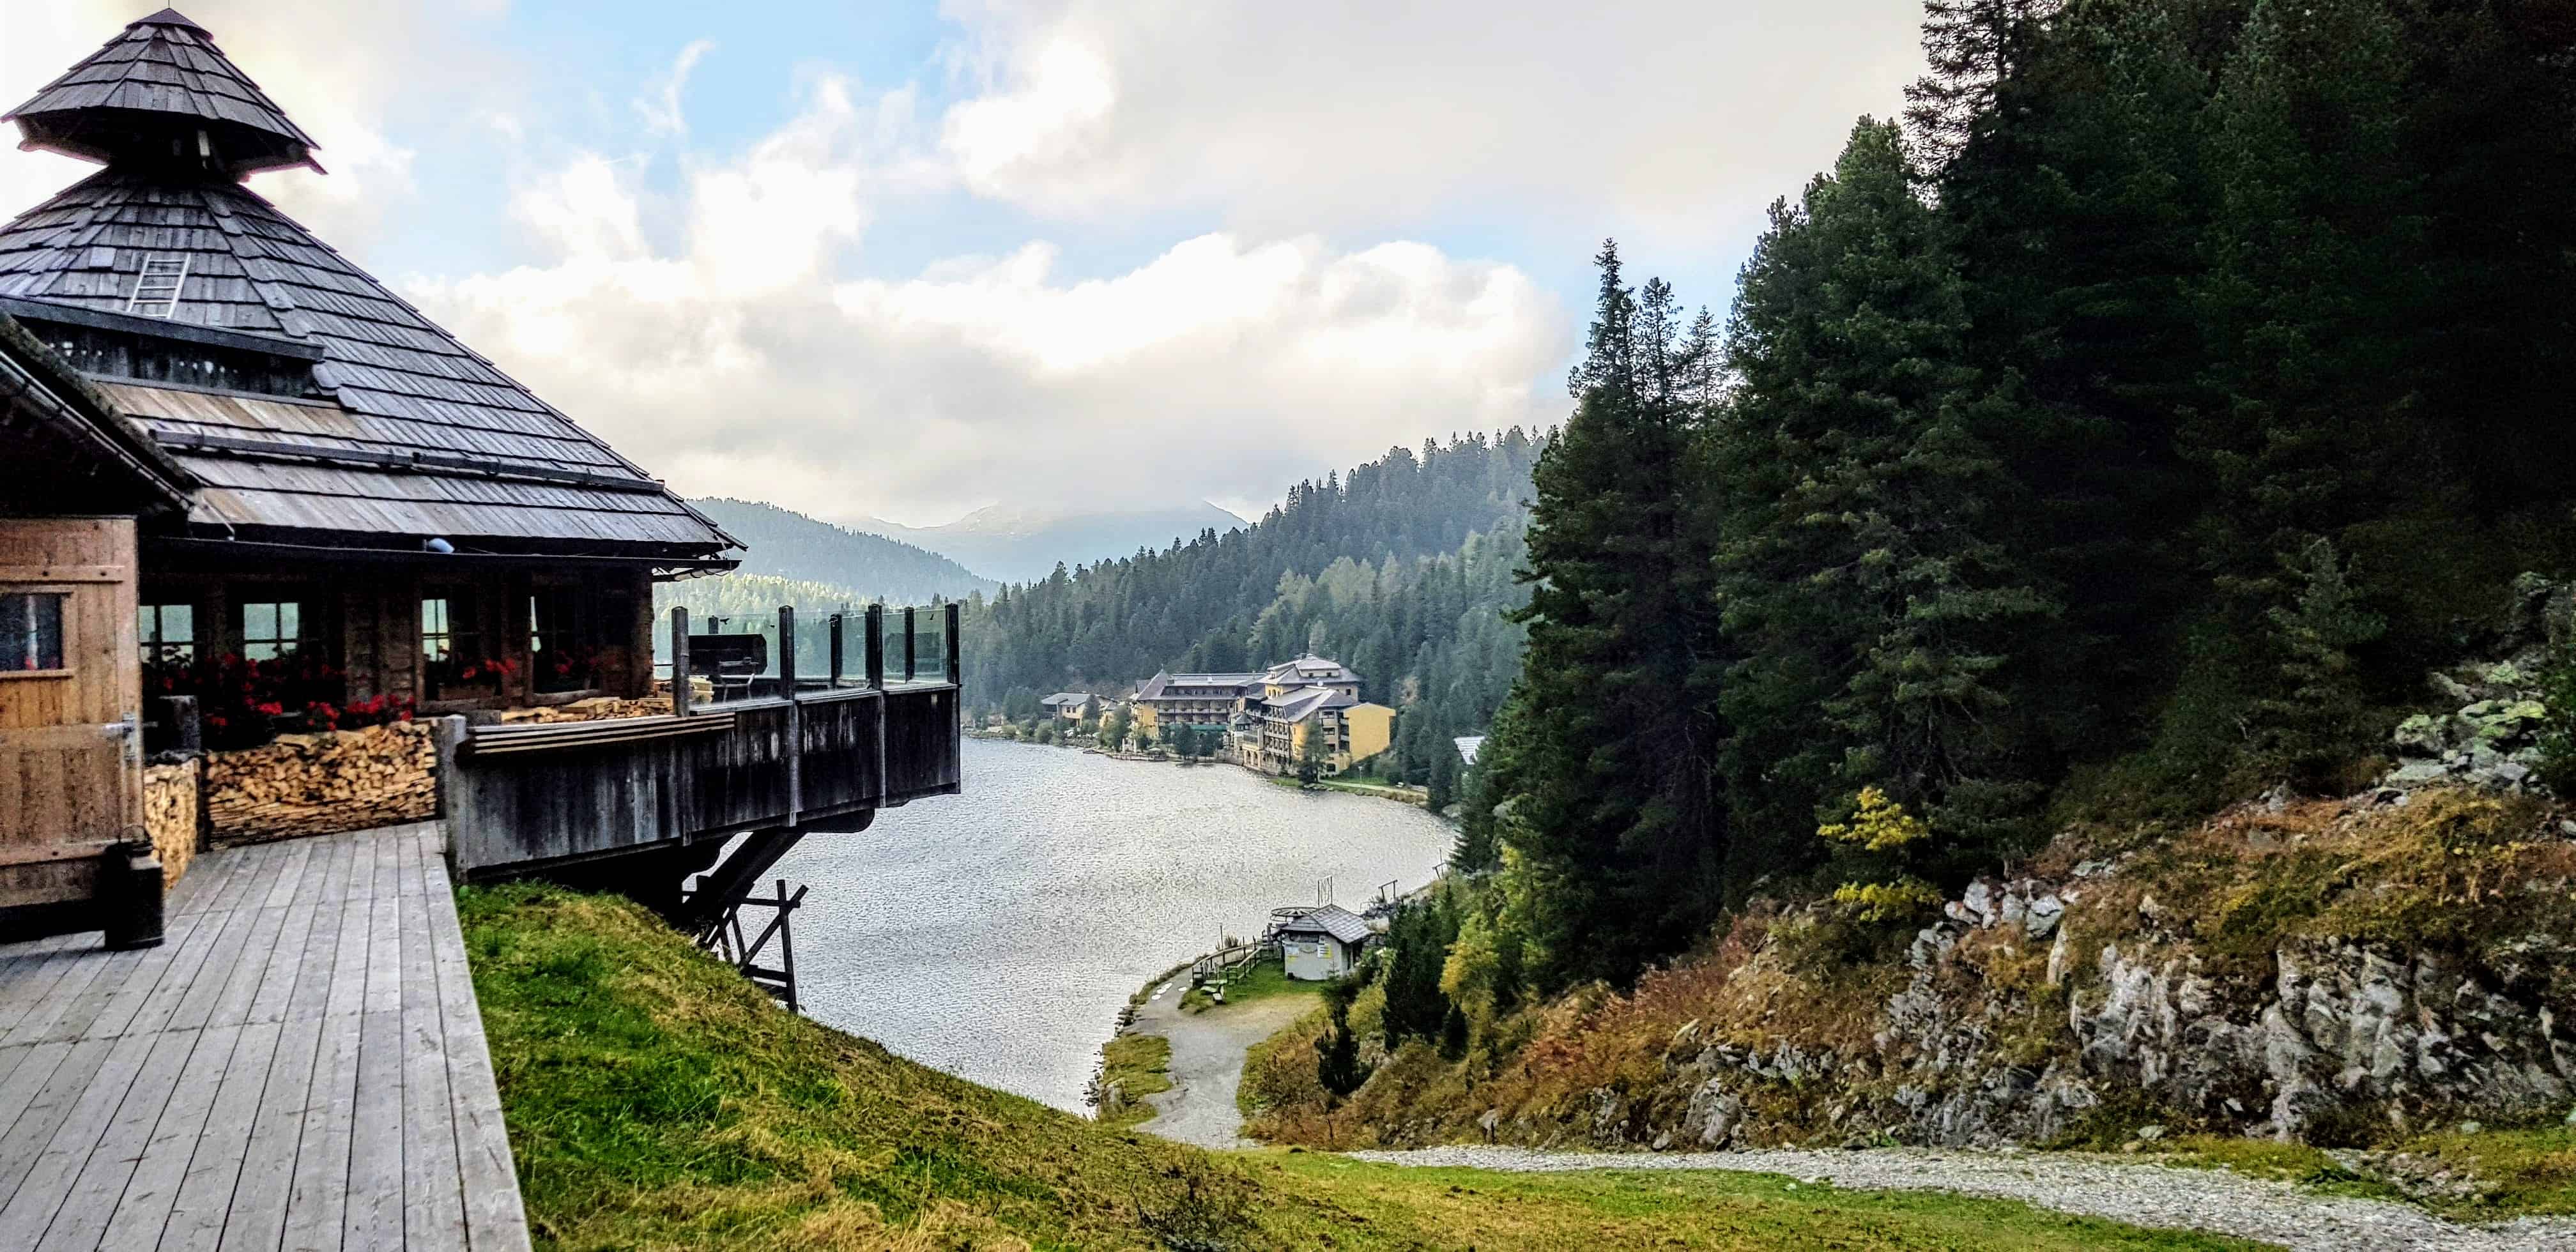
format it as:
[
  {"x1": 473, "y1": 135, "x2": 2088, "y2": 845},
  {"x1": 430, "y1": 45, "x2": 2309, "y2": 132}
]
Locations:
[{"x1": 0, "y1": 1, "x2": 1924, "y2": 528}]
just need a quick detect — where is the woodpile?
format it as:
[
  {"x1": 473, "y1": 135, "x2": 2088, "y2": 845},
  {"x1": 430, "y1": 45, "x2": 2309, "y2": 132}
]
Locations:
[
  {"x1": 143, "y1": 758, "x2": 200, "y2": 885},
  {"x1": 497, "y1": 695, "x2": 675, "y2": 724},
  {"x1": 206, "y1": 721, "x2": 438, "y2": 845}
]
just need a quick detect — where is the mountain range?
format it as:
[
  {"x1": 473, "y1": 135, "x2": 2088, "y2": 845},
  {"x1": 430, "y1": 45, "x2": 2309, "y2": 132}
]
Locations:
[
  {"x1": 689, "y1": 499, "x2": 997, "y2": 603},
  {"x1": 845, "y1": 501, "x2": 1248, "y2": 584}
]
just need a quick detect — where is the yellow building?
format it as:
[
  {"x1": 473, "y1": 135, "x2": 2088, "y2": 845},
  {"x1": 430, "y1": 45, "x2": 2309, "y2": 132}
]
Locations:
[{"x1": 1238, "y1": 657, "x2": 1392, "y2": 775}]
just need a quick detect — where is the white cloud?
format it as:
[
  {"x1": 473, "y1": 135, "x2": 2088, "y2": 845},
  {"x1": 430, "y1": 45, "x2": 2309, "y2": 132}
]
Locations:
[
  {"x1": 0, "y1": 0, "x2": 517, "y2": 251},
  {"x1": 634, "y1": 40, "x2": 716, "y2": 137},
  {"x1": 930, "y1": 0, "x2": 1924, "y2": 247},
  {"x1": 409, "y1": 82, "x2": 1563, "y2": 526},
  {"x1": 2, "y1": 1, "x2": 1931, "y2": 528}
]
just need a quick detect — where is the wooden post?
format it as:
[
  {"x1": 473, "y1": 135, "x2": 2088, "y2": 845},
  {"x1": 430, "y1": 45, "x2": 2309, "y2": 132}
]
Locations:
[
  {"x1": 777, "y1": 878, "x2": 799, "y2": 1013},
  {"x1": 778, "y1": 605, "x2": 797, "y2": 696},
  {"x1": 903, "y1": 606, "x2": 917, "y2": 683},
  {"x1": 670, "y1": 606, "x2": 692, "y2": 719},
  {"x1": 864, "y1": 604, "x2": 885, "y2": 689},
  {"x1": 158, "y1": 694, "x2": 201, "y2": 755},
  {"x1": 779, "y1": 606, "x2": 800, "y2": 828},
  {"x1": 944, "y1": 602, "x2": 961, "y2": 687},
  {"x1": 827, "y1": 613, "x2": 845, "y2": 688},
  {"x1": 431, "y1": 715, "x2": 471, "y2": 874}
]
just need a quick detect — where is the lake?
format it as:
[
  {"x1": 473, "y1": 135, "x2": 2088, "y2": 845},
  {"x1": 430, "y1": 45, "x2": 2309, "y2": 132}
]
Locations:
[{"x1": 772, "y1": 737, "x2": 1456, "y2": 1111}]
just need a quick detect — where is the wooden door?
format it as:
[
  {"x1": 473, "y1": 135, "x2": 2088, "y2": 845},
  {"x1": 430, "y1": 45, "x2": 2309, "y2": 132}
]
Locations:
[{"x1": 0, "y1": 517, "x2": 142, "y2": 913}]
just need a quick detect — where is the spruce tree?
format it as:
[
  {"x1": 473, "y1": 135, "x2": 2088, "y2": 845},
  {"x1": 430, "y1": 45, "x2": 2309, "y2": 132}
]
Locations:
[
  {"x1": 1714, "y1": 118, "x2": 2058, "y2": 872},
  {"x1": 1482, "y1": 241, "x2": 1724, "y2": 992},
  {"x1": 2192, "y1": 0, "x2": 2421, "y2": 593},
  {"x1": 1905, "y1": 0, "x2": 2060, "y2": 169}
]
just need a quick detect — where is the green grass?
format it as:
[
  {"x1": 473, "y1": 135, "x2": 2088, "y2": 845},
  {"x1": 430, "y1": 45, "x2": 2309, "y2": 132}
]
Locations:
[
  {"x1": 1265, "y1": 774, "x2": 1428, "y2": 802},
  {"x1": 1094, "y1": 1034, "x2": 1172, "y2": 1129},
  {"x1": 2143, "y1": 1127, "x2": 2576, "y2": 1219},
  {"x1": 2382, "y1": 1126, "x2": 2576, "y2": 1218},
  {"x1": 1181, "y1": 956, "x2": 1322, "y2": 1014},
  {"x1": 2140, "y1": 1136, "x2": 2407, "y2": 1205},
  {"x1": 460, "y1": 883, "x2": 2269, "y2": 1250}
]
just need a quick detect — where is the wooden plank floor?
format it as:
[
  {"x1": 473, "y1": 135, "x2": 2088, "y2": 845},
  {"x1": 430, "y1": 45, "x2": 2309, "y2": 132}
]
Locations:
[{"x1": 0, "y1": 823, "x2": 530, "y2": 1252}]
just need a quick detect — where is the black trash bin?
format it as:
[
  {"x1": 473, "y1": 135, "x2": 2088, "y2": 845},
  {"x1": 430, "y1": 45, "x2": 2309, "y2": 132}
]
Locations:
[{"x1": 100, "y1": 841, "x2": 165, "y2": 950}]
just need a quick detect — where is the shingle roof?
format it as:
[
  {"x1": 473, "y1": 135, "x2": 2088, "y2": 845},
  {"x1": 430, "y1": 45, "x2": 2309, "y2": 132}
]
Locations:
[
  {"x1": 5, "y1": 10, "x2": 321, "y2": 176},
  {"x1": 1135, "y1": 671, "x2": 1262, "y2": 701},
  {"x1": 1263, "y1": 685, "x2": 1358, "y2": 722},
  {"x1": 1, "y1": 13, "x2": 733, "y2": 560},
  {"x1": 0, "y1": 311, "x2": 192, "y2": 513},
  {"x1": 1264, "y1": 655, "x2": 1358, "y2": 686},
  {"x1": 0, "y1": 170, "x2": 733, "y2": 556},
  {"x1": 1278, "y1": 905, "x2": 1372, "y2": 945}
]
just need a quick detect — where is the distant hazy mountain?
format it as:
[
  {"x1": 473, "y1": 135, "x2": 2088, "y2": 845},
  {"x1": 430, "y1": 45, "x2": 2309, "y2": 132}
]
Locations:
[
  {"x1": 855, "y1": 502, "x2": 1249, "y2": 584},
  {"x1": 692, "y1": 498, "x2": 999, "y2": 602}
]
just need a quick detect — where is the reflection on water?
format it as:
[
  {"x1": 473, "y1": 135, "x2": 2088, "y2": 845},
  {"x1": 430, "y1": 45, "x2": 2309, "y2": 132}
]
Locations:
[{"x1": 776, "y1": 738, "x2": 1455, "y2": 1111}]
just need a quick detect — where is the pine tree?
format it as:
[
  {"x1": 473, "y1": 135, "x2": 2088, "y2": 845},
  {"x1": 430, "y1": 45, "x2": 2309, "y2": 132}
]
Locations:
[
  {"x1": 1483, "y1": 241, "x2": 1725, "y2": 992},
  {"x1": 1904, "y1": 0, "x2": 2060, "y2": 169},
  {"x1": 2192, "y1": 0, "x2": 2422, "y2": 595},
  {"x1": 1933, "y1": 0, "x2": 2216, "y2": 743},
  {"x1": 2250, "y1": 538, "x2": 2386, "y2": 789},
  {"x1": 1713, "y1": 119, "x2": 2059, "y2": 873}
]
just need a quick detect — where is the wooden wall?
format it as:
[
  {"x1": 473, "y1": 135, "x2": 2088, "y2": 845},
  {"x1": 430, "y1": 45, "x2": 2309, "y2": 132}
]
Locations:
[
  {"x1": 139, "y1": 560, "x2": 657, "y2": 710},
  {"x1": 0, "y1": 516, "x2": 140, "y2": 913}
]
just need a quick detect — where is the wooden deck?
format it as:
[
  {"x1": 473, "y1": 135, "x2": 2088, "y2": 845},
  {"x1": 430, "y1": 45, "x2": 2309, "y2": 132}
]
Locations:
[{"x1": 0, "y1": 823, "x2": 530, "y2": 1251}]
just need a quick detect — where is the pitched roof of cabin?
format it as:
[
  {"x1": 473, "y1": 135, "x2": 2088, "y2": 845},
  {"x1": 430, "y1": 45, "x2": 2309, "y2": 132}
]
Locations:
[
  {"x1": 1278, "y1": 904, "x2": 1372, "y2": 945},
  {"x1": 0, "y1": 13, "x2": 735, "y2": 561},
  {"x1": 0, "y1": 310, "x2": 192, "y2": 514},
  {"x1": 5, "y1": 10, "x2": 321, "y2": 176}
]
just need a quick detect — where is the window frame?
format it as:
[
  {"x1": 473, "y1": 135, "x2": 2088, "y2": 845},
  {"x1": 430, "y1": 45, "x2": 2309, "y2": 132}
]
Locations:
[
  {"x1": 138, "y1": 600, "x2": 197, "y2": 666},
  {"x1": 528, "y1": 584, "x2": 600, "y2": 694},
  {"x1": 0, "y1": 589, "x2": 72, "y2": 679},
  {"x1": 234, "y1": 595, "x2": 323, "y2": 662},
  {"x1": 419, "y1": 592, "x2": 483, "y2": 666}
]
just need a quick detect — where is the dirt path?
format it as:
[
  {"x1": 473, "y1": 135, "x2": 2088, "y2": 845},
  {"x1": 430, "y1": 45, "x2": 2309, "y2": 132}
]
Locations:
[
  {"x1": 1347, "y1": 1146, "x2": 2576, "y2": 1251},
  {"x1": 1124, "y1": 977, "x2": 1317, "y2": 1149}
]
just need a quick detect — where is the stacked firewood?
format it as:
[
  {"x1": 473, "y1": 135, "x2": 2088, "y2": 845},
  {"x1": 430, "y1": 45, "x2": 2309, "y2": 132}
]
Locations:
[
  {"x1": 206, "y1": 721, "x2": 438, "y2": 844},
  {"x1": 142, "y1": 758, "x2": 200, "y2": 884},
  {"x1": 495, "y1": 695, "x2": 675, "y2": 724}
]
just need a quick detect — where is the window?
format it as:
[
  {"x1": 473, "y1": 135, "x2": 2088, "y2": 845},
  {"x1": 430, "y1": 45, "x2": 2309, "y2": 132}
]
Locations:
[
  {"x1": 139, "y1": 602, "x2": 195, "y2": 665},
  {"x1": 2, "y1": 593, "x2": 67, "y2": 673},
  {"x1": 238, "y1": 600, "x2": 318, "y2": 660},
  {"x1": 530, "y1": 587, "x2": 595, "y2": 693},
  {"x1": 420, "y1": 594, "x2": 478, "y2": 664}
]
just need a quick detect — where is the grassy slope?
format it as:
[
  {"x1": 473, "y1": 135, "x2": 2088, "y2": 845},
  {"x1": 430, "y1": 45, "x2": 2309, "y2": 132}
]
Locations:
[
  {"x1": 1096, "y1": 1034, "x2": 1172, "y2": 1130},
  {"x1": 1181, "y1": 956, "x2": 1322, "y2": 1014},
  {"x1": 461, "y1": 885, "x2": 2257, "y2": 1251}
]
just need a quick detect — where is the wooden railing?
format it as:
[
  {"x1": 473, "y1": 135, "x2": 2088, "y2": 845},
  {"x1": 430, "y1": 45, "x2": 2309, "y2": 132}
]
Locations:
[{"x1": 440, "y1": 603, "x2": 963, "y2": 880}]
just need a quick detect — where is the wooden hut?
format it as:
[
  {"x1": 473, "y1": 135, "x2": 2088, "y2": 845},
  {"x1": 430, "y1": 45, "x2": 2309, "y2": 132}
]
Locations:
[
  {"x1": 0, "y1": 313, "x2": 195, "y2": 935},
  {"x1": 0, "y1": 9, "x2": 737, "y2": 746}
]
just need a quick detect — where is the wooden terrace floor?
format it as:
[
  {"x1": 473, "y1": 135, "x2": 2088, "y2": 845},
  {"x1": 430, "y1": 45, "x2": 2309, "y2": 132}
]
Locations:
[{"x1": 0, "y1": 823, "x2": 530, "y2": 1251}]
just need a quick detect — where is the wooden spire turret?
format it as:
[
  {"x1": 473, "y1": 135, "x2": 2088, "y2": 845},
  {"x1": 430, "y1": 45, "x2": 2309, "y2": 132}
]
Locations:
[{"x1": 3, "y1": 9, "x2": 323, "y2": 179}]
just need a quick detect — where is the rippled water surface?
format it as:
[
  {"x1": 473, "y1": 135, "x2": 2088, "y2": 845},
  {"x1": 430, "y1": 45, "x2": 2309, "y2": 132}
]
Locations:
[{"x1": 774, "y1": 738, "x2": 1454, "y2": 1111}]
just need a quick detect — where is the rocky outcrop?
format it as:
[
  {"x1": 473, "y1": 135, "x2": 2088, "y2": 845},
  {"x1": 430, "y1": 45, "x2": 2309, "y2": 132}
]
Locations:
[
  {"x1": 2375, "y1": 571, "x2": 2570, "y2": 798},
  {"x1": 1591, "y1": 852, "x2": 2576, "y2": 1152}
]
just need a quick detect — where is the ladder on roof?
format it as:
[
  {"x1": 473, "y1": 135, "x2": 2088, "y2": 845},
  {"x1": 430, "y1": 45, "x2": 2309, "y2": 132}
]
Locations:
[{"x1": 126, "y1": 255, "x2": 190, "y2": 317}]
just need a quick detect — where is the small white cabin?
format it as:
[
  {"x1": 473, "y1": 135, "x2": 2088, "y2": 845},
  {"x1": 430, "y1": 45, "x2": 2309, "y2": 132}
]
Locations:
[{"x1": 1276, "y1": 904, "x2": 1373, "y2": 980}]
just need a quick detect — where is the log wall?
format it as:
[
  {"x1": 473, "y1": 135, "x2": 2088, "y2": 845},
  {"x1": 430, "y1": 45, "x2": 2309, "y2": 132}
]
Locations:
[{"x1": 205, "y1": 719, "x2": 438, "y2": 844}]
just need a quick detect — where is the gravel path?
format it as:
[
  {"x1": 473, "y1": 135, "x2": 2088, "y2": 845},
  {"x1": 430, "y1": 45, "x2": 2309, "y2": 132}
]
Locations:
[
  {"x1": 1124, "y1": 977, "x2": 1317, "y2": 1149},
  {"x1": 1347, "y1": 1146, "x2": 2576, "y2": 1251}
]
